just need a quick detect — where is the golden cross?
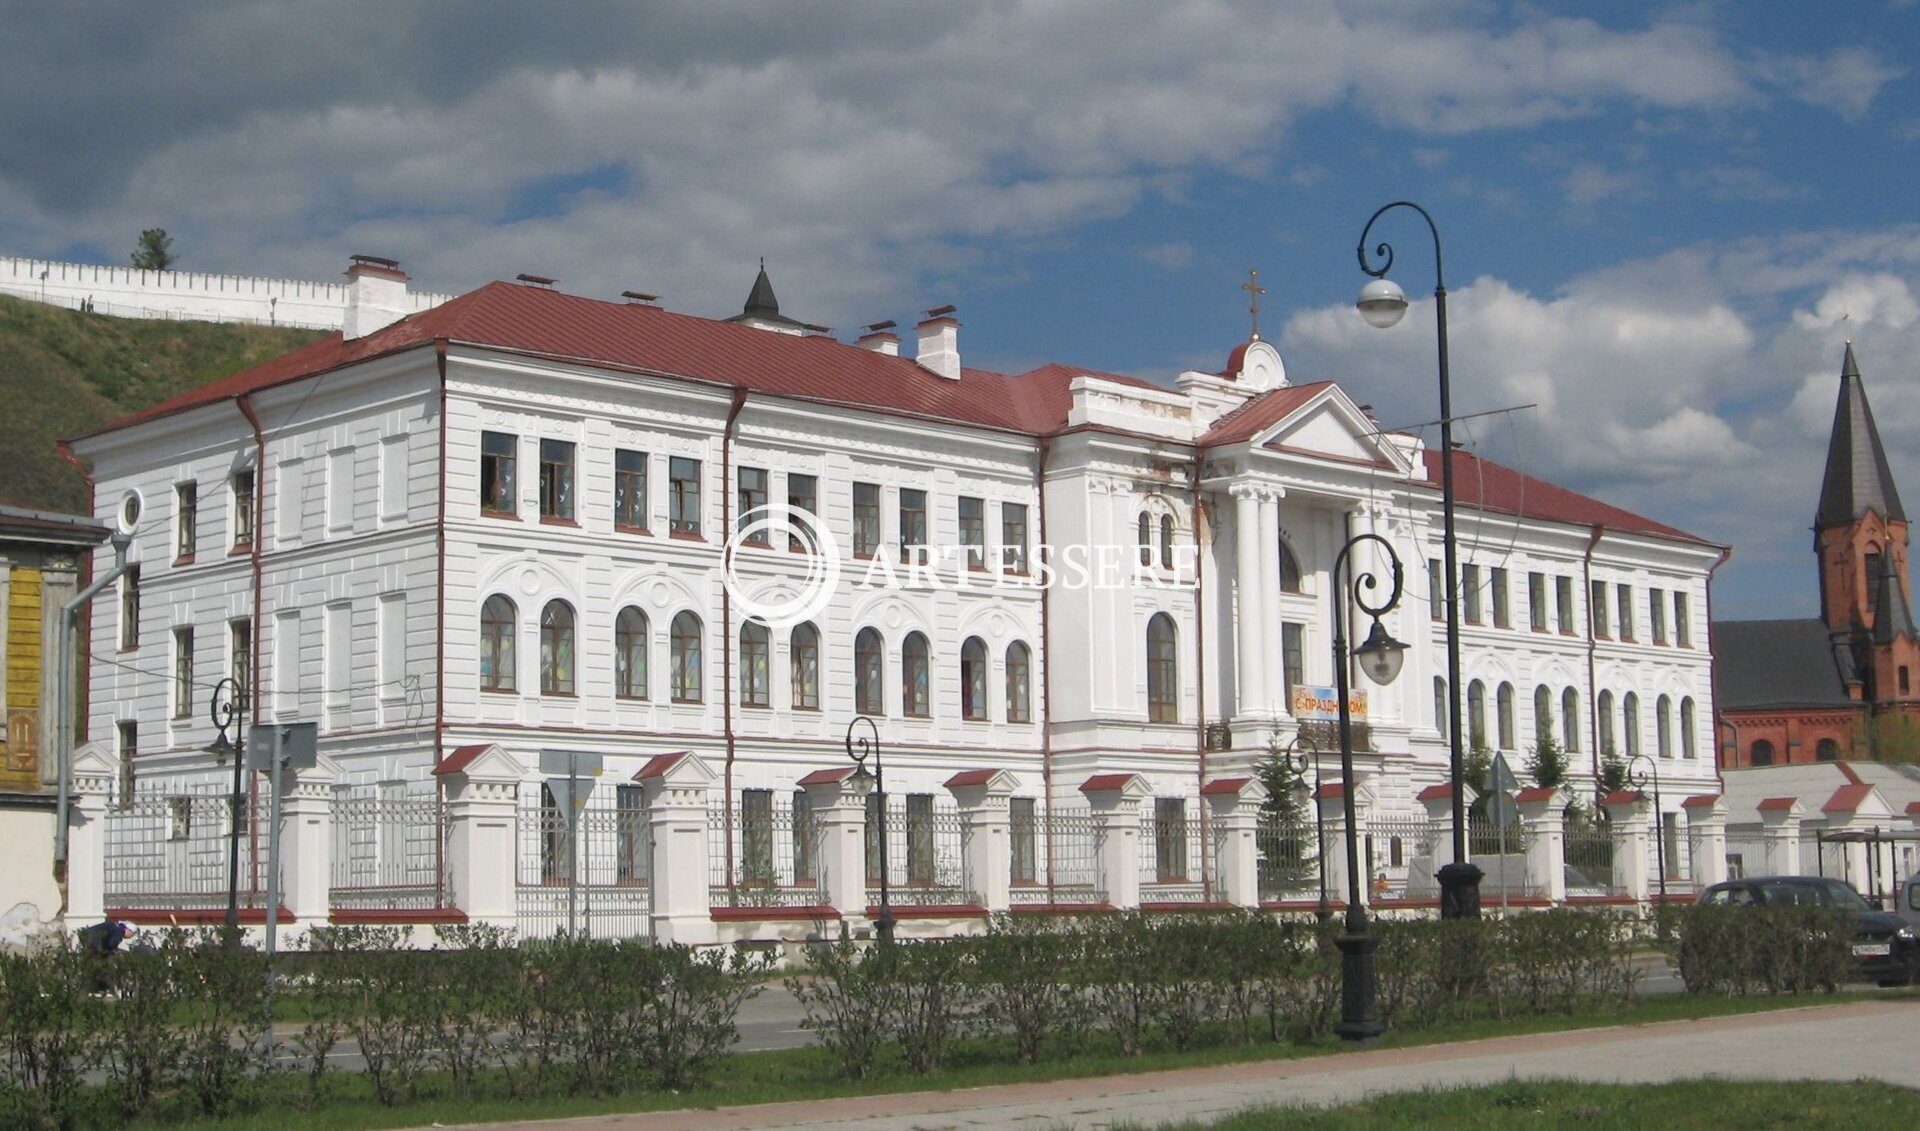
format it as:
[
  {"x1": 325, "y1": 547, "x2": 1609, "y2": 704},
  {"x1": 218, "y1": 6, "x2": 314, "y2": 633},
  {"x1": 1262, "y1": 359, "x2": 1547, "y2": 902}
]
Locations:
[{"x1": 1242, "y1": 269, "x2": 1268, "y2": 340}]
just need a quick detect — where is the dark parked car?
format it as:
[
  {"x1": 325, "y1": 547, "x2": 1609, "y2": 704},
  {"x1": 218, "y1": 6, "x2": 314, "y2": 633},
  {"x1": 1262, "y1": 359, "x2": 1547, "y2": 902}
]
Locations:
[{"x1": 1698, "y1": 875, "x2": 1918, "y2": 986}]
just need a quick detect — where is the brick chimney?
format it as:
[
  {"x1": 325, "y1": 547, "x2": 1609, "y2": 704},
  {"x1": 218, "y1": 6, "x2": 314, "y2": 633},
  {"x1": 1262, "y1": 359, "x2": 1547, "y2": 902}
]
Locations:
[
  {"x1": 342, "y1": 255, "x2": 411, "y2": 340},
  {"x1": 915, "y1": 306, "x2": 960, "y2": 380},
  {"x1": 857, "y1": 320, "x2": 900, "y2": 356}
]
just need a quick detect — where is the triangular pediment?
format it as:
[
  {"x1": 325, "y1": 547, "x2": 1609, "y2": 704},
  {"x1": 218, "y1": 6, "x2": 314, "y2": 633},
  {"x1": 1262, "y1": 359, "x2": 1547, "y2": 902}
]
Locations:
[{"x1": 1252, "y1": 385, "x2": 1411, "y2": 475}]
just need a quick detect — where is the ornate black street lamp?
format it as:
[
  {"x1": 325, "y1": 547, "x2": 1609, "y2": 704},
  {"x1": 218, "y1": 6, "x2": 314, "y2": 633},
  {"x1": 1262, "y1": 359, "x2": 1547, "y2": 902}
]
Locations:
[
  {"x1": 1626, "y1": 753, "x2": 1666, "y2": 906},
  {"x1": 1357, "y1": 201, "x2": 1483, "y2": 920},
  {"x1": 204, "y1": 677, "x2": 247, "y2": 933},
  {"x1": 1329, "y1": 532, "x2": 1410, "y2": 1044},
  {"x1": 1284, "y1": 733, "x2": 1331, "y2": 922},
  {"x1": 845, "y1": 715, "x2": 894, "y2": 944}
]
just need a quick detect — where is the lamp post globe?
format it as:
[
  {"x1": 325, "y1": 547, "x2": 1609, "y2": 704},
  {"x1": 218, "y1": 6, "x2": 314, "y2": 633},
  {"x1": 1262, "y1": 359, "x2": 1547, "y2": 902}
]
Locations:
[{"x1": 1356, "y1": 277, "x2": 1409, "y2": 329}]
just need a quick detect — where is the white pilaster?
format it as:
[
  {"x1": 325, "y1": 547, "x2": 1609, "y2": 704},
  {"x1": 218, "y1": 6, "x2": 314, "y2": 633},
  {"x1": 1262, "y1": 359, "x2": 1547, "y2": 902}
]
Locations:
[
  {"x1": 1202, "y1": 776, "x2": 1268, "y2": 908},
  {"x1": 1258, "y1": 490, "x2": 1285, "y2": 714},
  {"x1": 636, "y1": 751, "x2": 719, "y2": 945},
  {"x1": 801, "y1": 767, "x2": 868, "y2": 931},
  {"x1": 63, "y1": 743, "x2": 116, "y2": 929},
  {"x1": 1233, "y1": 486, "x2": 1264, "y2": 718},
  {"x1": 1514, "y1": 786, "x2": 1566, "y2": 904},
  {"x1": 1080, "y1": 773, "x2": 1149, "y2": 910},
  {"x1": 1603, "y1": 790, "x2": 1652, "y2": 903},
  {"x1": 1684, "y1": 795, "x2": 1728, "y2": 888},
  {"x1": 1757, "y1": 797, "x2": 1804, "y2": 878},
  {"x1": 946, "y1": 769, "x2": 1018, "y2": 913},
  {"x1": 276, "y1": 756, "x2": 337, "y2": 925},
  {"x1": 435, "y1": 744, "x2": 524, "y2": 932}
]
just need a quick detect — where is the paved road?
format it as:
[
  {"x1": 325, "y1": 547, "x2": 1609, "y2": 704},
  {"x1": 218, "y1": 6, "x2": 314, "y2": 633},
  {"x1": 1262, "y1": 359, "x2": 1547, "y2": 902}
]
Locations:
[{"x1": 448, "y1": 997, "x2": 1920, "y2": 1130}]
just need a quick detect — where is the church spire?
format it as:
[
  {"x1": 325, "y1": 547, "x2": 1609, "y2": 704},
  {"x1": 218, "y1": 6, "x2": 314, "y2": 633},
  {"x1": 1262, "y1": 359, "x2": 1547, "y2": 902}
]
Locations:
[{"x1": 1816, "y1": 342, "x2": 1906, "y2": 527}]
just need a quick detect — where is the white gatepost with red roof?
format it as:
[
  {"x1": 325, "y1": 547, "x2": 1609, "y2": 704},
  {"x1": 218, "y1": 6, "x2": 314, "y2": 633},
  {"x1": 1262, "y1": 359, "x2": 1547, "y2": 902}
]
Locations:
[
  {"x1": 1602, "y1": 790, "x2": 1652, "y2": 904},
  {"x1": 1756, "y1": 796, "x2": 1804, "y2": 877},
  {"x1": 1081, "y1": 773, "x2": 1150, "y2": 911},
  {"x1": 1202, "y1": 776, "x2": 1268, "y2": 908},
  {"x1": 800, "y1": 767, "x2": 867, "y2": 933},
  {"x1": 276, "y1": 756, "x2": 338, "y2": 927},
  {"x1": 1410, "y1": 782, "x2": 1465, "y2": 903},
  {"x1": 1513, "y1": 786, "x2": 1565, "y2": 904},
  {"x1": 1682, "y1": 794, "x2": 1727, "y2": 888},
  {"x1": 435, "y1": 743, "x2": 523, "y2": 930},
  {"x1": 633, "y1": 751, "x2": 718, "y2": 946},
  {"x1": 946, "y1": 769, "x2": 1018, "y2": 914},
  {"x1": 63, "y1": 743, "x2": 116, "y2": 930}
]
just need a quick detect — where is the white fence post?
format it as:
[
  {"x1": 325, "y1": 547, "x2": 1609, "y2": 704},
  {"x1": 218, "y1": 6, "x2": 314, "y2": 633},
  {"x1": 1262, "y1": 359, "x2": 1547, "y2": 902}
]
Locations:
[
  {"x1": 1514, "y1": 786, "x2": 1566, "y2": 904},
  {"x1": 276, "y1": 756, "x2": 336, "y2": 927},
  {"x1": 801, "y1": 767, "x2": 867, "y2": 934},
  {"x1": 634, "y1": 752, "x2": 717, "y2": 946},
  {"x1": 1202, "y1": 776, "x2": 1267, "y2": 908},
  {"x1": 63, "y1": 743, "x2": 116, "y2": 930},
  {"x1": 434, "y1": 744, "x2": 523, "y2": 931},
  {"x1": 1080, "y1": 774, "x2": 1148, "y2": 911},
  {"x1": 1683, "y1": 794, "x2": 1728, "y2": 887},
  {"x1": 1319, "y1": 786, "x2": 1354, "y2": 907},
  {"x1": 945, "y1": 769, "x2": 1017, "y2": 914},
  {"x1": 1757, "y1": 796, "x2": 1805, "y2": 876},
  {"x1": 1603, "y1": 790, "x2": 1651, "y2": 904}
]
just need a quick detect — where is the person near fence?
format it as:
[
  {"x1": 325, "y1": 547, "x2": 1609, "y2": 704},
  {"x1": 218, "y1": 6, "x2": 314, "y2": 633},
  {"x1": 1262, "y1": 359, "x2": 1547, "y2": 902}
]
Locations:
[{"x1": 80, "y1": 918, "x2": 137, "y2": 956}]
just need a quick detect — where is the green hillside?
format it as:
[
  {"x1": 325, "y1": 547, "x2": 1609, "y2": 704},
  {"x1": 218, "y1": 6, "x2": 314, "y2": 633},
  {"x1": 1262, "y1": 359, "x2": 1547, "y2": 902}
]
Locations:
[{"x1": 0, "y1": 294, "x2": 326, "y2": 514}]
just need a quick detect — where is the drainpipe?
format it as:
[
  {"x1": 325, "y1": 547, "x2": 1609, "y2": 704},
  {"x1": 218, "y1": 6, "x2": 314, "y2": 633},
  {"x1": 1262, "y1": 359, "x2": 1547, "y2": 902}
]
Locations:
[
  {"x1": 433, "y1": 341, "x2": 451, "y2": 905},
  {"x1": 1036, "y1": 435, "x2": 1056, "y2": 903},
  {"x1": 1583, "y1": 524, "x2": 1604, "y2": 786},
  {"x1": 237, "y1": 394, "x2": 269, "y2": 898},
  {"x1": 1705, "y1": 545, "x2": 1731, "y2": 782},
  {"x1": 720, "y1": 387, "x2": 748, "y2": 895},
  {"x1": 1190, "y1": 448, "x2": 1211, "y2": 902}
]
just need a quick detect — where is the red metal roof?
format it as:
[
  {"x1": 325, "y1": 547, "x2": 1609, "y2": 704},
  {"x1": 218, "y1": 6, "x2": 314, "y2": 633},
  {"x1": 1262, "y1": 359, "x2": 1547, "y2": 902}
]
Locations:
[
  {"x1": 1197, "y1": 383, "x2": 1331, "y2": 447},
  {"x1": 1420, "y1": 448, "x2": 1709, "y2": 545},
  {"x1": 1681, "y1": 793, "x2": 1722, "y2": 809},
  {"x1": 632, "y1": 751, "x2": 689, "y2": 781},
  {"x1": 943, "y1": 769, "x2": 1000, "y2": 788},
  {"x1": 1315, "y1": 782, "x2": 1347, "y2": 800},
  {"x1": 1601, "y1": 789, "x2": 1646, "y2": 806},
  {"x1": 796, "y1": 766, "x2": 855, "y2": 787},
  {"x1": 1907, "y1": 801, "x2": 1920, "y2": 815},
  {"x1": 1513, "y1": 786, "x2": 1556, "y2": 804},
  {"x1": 433, "y1": 744, "x2": 493, "y2": 775},
  {"x1": 1756, "y1": 796, "x2": 1799, "y2": 812},
  {"x1": 1822, "y1": 783, "x2": 1874, "y2": 813},
  {"x1": 1416, "y1": 783, "x2": 1456, "y2": 802},
  {"x1": 1200, "y1": 776, "x2": 1252, "y2": 796},
  {"x1": 1080, "y1": 773, "x2": 1137, "y2": 793}
]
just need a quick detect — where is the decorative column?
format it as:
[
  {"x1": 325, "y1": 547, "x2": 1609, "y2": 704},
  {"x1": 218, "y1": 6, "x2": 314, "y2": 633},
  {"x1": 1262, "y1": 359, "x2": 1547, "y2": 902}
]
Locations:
[
  {"x1": 1412, "y1": 782, "x2": 1470, "y2": 901},
  {"x1": 945, "y1": 769, "x2": 1018, "y2": 913},
  {"x1": 433, "y1": 743, "x2": 524, "y2": 931},
  {"x1": 1201, "y1": 776, "x2": 1268, "y2": 907},
  {"x1": 1232, "y1": 485, "x2": 1264, "y2": 718},
  {"x1": 63, "y1": 743, "x2": 116, "y2": 928},
  {"x1": 1602, "y1": 790, "x2": 1651, "y2": 903},
  {"x1": 635, "y1": 751, "x2": 719, "y2": 946},
  {"x1": 276, "y1": 755, "x2": 338, "y2": 925},
  {"x1": 1756, "y1": 796, "x2": 1804, "y2": 877},
  {"x1": 1513, "y1": 786, "x2": 1566, "y2": 904},
  {"x1": 800, "y1": 767, "x2": 868, "y2": 931},
  {"x1": 1080, "y1": 773, "x2": 1149, "y2": 910},
  {"x1": 1318, "y1": 783, "x2": 1355, "y2": 905},
  {"x1": 1682, "y1": 794, "x2": 1728, "y2": 887},
  {"x1": 1258, "y1": 490, "x2": 1286, "y2": 714}
]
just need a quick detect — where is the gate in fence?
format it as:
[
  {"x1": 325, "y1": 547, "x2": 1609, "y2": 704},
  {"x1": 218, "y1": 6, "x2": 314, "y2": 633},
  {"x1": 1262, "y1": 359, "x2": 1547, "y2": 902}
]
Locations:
[
  {"x1": 515, "y1": 784, "x2": 651, "y2": 939},
  {"x1": 1564, "y1": 818, "x2": 1622, "y2": 897},
  {"x1": 104, "y1": 781, "x2": 264, "y2": 911},
  {"x1": 330, "y1": 784, "x2": 447, "y2": 912}
]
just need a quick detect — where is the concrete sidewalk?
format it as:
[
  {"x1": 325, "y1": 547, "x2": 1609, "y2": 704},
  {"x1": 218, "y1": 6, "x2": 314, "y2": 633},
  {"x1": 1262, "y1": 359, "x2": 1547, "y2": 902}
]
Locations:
[{"x1": 454, "y1": 998, "x2": 1919, "y2": 1130}]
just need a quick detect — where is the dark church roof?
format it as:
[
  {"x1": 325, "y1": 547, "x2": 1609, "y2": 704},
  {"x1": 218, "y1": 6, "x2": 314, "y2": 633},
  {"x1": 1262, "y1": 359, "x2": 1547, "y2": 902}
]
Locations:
[
  {"x1": 1872, "y1": 559, "x2": 1918, "y2": 645},
  {"x1": 1816, "y1": 343, "x2": 1905, "y2": 526},
  {"x1": 1713, "y1": 619, "x2": 1858, "y2": 710},
  {"x1": 725, "y1": 263, "x2": 807, "y2": 330}
]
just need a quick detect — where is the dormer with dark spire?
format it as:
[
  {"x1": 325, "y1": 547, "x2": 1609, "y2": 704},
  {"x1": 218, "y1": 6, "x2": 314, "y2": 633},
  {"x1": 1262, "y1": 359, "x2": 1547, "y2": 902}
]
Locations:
[
  {"x1": 1816, "y1": 343, "x2": 1910, "y2": 635},
  {"x1": 726, "y1": 260, "x2": 809, "y2": 335}
]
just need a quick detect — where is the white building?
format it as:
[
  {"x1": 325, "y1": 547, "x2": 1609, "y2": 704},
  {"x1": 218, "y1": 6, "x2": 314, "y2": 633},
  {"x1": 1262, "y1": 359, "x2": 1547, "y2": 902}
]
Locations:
[{"x1": 62, "y1": 259, "x2": 1724, "y2": 936}]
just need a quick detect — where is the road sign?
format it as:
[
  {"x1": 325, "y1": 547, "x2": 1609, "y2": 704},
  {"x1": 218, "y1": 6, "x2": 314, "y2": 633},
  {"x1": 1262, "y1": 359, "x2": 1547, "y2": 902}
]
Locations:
[
  {"x1": 543, "y1": 775, "x2": 596, "y2": 820},
  {"x1": 539, "y1": 749, "x2": 604, "y2": 777},
  {"x1": 1486, "y1": 751, "x2": 1519, "y2": 795},
  {"x1": 246, "y1": 721, "x2": 319, "y2": 770}
]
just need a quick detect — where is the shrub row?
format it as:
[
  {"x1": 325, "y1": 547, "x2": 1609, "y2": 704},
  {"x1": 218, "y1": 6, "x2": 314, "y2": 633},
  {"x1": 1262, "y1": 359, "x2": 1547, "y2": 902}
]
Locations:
[{"x1": 1657, "y1": 904, "x2": 1856, "y2": 995}]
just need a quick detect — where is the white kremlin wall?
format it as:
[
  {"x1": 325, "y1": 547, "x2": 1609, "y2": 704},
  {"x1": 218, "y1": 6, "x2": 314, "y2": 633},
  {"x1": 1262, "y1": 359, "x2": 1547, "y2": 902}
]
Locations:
[{"x1": 0, "y1": 254, "x2": 451, "y2": 331}]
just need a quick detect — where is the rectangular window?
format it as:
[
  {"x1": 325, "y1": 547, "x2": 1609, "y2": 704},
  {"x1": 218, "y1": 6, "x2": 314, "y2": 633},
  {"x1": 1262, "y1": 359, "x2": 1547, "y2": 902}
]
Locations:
[
  {"x1": 231, "y1": 470, "x2": 255, "y2": 549},
  {"x1": 1616, "y1": 583, "x2": 1633, "y2": 641},
  {"x1": 1462, "y1": 564, "x2": 1483, "y2": 624},
  {"x1": 175, "y1": 482, "x2": 197, "y2": 561},
  {"x1": 792, "y1": 791, "x2": 815, "y2": 884},
  {"x1": 1528, "y1": 572, "x2": 1547, "y2": 631},
  {"x1": 742, "y1": 789, "x2": 774, "y2": 884},
  {"x1": 480, "y1": 431, "x2": 517, "y2": 515},
  {"x1": 616, "y1": 784, "x2": 647, "y2": 883},
  {"x1": 167, "y1": 796, "x2": 192, "y2": 842},
  {"x1": 669, "y1": 457, "x2": 702, "y2": 534},
  {"x1": 1154, "y1": 797, "x2": 1189, "y2": 882},
  {"x1": 120, "y1": 566, "x2": 140, "y2": 649},
  {"x1": 737, "y1": 467, "x2": 769, "y2": 542},
  {"x1": 228, "y1": 619, "x2": 251, "y2": 700},
  {"x1": 1557, "y1": 576, "x2": 1575, "y2": 635},
  {"x1": 899, "y1": 488, "x2": 928, "y2": 561},
  {"x1": 1491, "y1": 567, "x2": 1510, "y2": 628},
  {"x1": 958, "y1": 496, "x2": 986, "y2": 569},
  {"x1": 1282, "y1": 622, "x2": 1304, "y2": 701},
  {"x1": 380, "y1": 435, "x2": 408, "y2": 521},
  {"x1": 538, "y1": 439, "x2": 575, "y2": 521},
  {"x1": 172, "y1": 627, "x2": 194, "y2": 718},
  {"x1": 1674, "y1": 592, "x2": 1691, "y2": 647},
  {"x1": 614, "y1": 449, "x2": 649, "y2": 530},
  {"x1": 1429, "y1": 559, "x2": 1444, "y2": 620},
  {"x1": 1010, "y1": 797, "x2": 1037, "y2": 883},
  {"x1": 116, "y1": 721, "x2": 136, "y2": 808},
  {"x1": 905, "y1": 794, "x2": 936, "y2": 884},
  {"x1": 740, "y1": 628, "x2": 770, "y2": 707},
  {"x1": 1650, "y1": 588, "x2": 1667, "y2": 644},
  {"x1": 1001, "y1": 502, "x2": 1030, "y2": 572},
  {"x1": 852, "y1": 482, "x2": 881, "y2": 557},
  {"x1": 787, "y1": 473, "x2": 817, "y2": 551},
  {"x1": 1590, "y1": 580, "x2": 1610, "y2": 638}
]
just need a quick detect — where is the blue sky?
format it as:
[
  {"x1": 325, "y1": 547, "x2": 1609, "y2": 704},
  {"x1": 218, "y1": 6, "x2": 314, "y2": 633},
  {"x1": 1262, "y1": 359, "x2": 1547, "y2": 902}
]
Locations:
[{"x1": 3, "y1": 1, "x2": 1917, "y2": 619}]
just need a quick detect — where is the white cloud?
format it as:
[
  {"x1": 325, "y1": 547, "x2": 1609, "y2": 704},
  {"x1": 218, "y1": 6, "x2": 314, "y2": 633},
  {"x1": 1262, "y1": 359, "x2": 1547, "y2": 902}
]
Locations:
[
  {"x1": 1137, "y1": 242, "x2": 1198, "y2": 270},
  {"x1": 1562, "y1": 161, "x2": 1643, "y2": 206}
]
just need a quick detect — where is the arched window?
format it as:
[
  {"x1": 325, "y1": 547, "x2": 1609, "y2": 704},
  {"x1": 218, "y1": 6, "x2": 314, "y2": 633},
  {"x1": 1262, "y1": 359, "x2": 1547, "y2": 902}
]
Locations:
[
  {"x1": 614, "y1": 606, "x2": 648, "y2": 699},
  {"x1": 540, "y1": 599, "x2": 575, "y2": 695},
  {"x1": 1561, "y1": 688, "x2": 1580, "y2": 752},
  {"x1": 790, "y1": 623, "x2": 820, "y2": 711},
  {"x1": 1147, "y1": 613, "x2": 1178, "y2": 722},
  {"x1": 1279, "y1": 540, "x2": 1302, "y2": 593},
  {"x1": 1496, "y1": 682, "x2": 1516, "y2": 750},
  {"x1": 1467, "y1": 680, "x2": 1487, "y2": 747},
  {"x1": 1138, "y1": 513, "x2": 1153, "y2": 566},
  {"x1": 960, "y1": 636, "x2": 988, "y2": 721},
  {"x1": 480, "y1": 594, "x2": 517, "y2": 692},
  {"x1": 902, "y1": 631, "x2": 931, "y2": 717},
  {"x1": 670, "y1": 611, "x2": 703, "y2": 702},
  {"x1": 1534, "y1": 685, "x2": 1553, "y2": 746},
  {"x1": 1434, "y1": 677, "x2": 1449, "y2": 733},
  {"x1": 739, "y1": 621, "x2": 770, "y2": 707},
  {"x1": 1159, "y1": 514, "x2": 1176, "y2": 570},
  {"x1": 1622, "y1": 692, "x2": 1641, "y2": 755},
  {"x1": 855, "y1": 628, "x2": 884, "y2": 715},
  {"x1": 1598, "y1": 691, "x2": 1616, "y2": 754},
  {"x1": 1006, "y1": 641, "x2": 1032, "y2": 723},
  {"x1": 1750, "y1": 739, "x2": 1775, "y2": 766},
  {"x1": 1656, "y1": 694, "x2": 1673, "y2": 757},
  {"x1": 1815, "y1": 738, "x2": 1841, "y2": 762},
  {"x1": 1680, "y1": 697, "x2": 1696, "y2": 758}
]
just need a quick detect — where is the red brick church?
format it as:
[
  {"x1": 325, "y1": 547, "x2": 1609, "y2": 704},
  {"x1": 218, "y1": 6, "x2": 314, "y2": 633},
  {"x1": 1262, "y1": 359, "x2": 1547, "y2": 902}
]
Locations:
[{"x1": 1715, "y1": 343, "x2": 1920, "y2": 767}]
